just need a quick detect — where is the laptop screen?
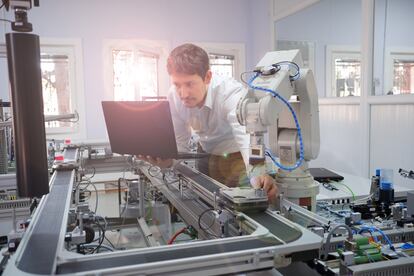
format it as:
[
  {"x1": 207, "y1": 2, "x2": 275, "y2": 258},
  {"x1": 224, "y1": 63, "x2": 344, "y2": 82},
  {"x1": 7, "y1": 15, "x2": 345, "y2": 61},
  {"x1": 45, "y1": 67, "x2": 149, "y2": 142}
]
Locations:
[{"x1": 101, "y1": 101, "x2": 179, "y2": 159}]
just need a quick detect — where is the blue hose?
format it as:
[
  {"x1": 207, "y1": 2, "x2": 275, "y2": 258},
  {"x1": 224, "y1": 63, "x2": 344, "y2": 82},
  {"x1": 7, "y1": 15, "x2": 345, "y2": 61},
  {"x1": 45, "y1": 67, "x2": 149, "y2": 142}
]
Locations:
[
  {"x1": 358, "y1": 226, "x2": 394, "y2": 250},
  {"x1": 247, "y1": 70, "x2": 304, "y2": 171}
]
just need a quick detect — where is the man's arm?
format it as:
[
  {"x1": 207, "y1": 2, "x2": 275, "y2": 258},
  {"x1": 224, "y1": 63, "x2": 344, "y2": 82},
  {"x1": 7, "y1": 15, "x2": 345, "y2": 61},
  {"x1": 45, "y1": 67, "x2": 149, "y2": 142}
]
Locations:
[
  {"x1": 223, "y1": 79, "x2": 278, "y2": 202},
  {"x1": 167, "y1": 90, "x2": 192, "y2": 152}
]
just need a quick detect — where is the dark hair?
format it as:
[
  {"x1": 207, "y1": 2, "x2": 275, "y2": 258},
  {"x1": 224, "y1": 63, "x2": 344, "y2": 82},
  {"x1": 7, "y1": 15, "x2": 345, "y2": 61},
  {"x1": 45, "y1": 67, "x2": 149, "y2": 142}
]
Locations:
[{"x1": 167, "y1": 43, "x2": 210, "y2": 79}]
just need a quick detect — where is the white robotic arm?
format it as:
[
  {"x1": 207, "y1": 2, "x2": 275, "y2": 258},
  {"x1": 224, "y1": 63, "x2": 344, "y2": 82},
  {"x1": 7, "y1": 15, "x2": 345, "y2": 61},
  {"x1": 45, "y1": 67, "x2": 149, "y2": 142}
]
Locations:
[{"x1": 237, "y1": 50, "x2": 320, "y2": 211}]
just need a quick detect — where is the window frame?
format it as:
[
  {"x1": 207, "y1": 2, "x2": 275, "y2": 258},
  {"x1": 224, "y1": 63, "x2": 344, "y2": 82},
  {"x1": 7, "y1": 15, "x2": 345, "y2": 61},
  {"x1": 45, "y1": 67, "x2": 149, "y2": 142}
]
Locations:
[
  {"x1": 189, "y1": 42, "x2": 245, "y2": 82},
  {"x1": 384, "y1": 47, "x2": 414, "y2": 96},
  {"x1": 325, "y1": 45, "x2": 361, "y2": 98},
  {"x1": 0, "y1": 38, "x2": 86, "y2": 139},
  {"x1": 103, "y1": 39, "x2": 170, "y2": 101},
  {"x1": 208, "y1": 52, "x2": 236, "y2": 79}
]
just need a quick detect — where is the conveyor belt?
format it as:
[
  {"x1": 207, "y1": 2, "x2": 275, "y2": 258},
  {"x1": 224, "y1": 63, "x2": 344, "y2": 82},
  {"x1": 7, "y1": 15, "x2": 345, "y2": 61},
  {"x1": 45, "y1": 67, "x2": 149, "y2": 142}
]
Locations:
[
  {"x1": 17, "y1": 170, "x2": 74, "y2": 274},
  {"x1": 176, "y1": 164, "x2": 303, "y2": 242},
  {"x1": 58, "y1": 164, "x2": 305, "y2": 274},
  {"x1": 250, "y1": 212, "x2": 302, "y2": 243},
  {"x1": 57, "y1": 236, "x2": 281, "y2": 274},
  {"x1": 175, "y1": 163, "x2": 222, "y2": 193},
  {"x1": 57, "y1": 212, "x2": 311, "y2": 274}
]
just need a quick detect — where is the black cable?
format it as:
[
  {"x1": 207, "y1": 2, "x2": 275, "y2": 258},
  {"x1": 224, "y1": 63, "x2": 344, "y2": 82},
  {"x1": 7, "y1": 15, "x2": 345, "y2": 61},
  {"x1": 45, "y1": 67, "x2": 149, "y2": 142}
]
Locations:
[
  {"x1": 241, "y1": 61, "x2": 300, "y2": 89},
  {"x1": 0, "y1": 19, "x2": 12, "y2": 23},
  {"x1": 322, "y1": 182, "x2": 338, "y2": 191},
  {"x1": 104, "y1": 235, "x2": 116, "y2": 249},
  {"x1": 30, "y1": 198, "x2": 38, "y2": 214},
  {"x1": 273, "y1": 61, "x2": 300, "y2": 81},
  {"x1": 88, "y1": 167, "x2": 96, "y2": 179},
  {"x1": 240, "y1": 71, "x2": 257, "y2": 85},
  {"x1": 197, "y1": 209, "x2": 219, "y2": 238},
  {"x1": 92, "y1": 224, "x2": 101, "y2": 243},
  {"x1": 91, "y1": 218, "x2": 105, "y2": 253},
  {"x1": 148, "y1": 165, "x2": 161, "y2": 177},
  {"x1": 82, "y1": 167, "x2": 96, "y2": 181},
  {"x1": 94, "y1": 215, "x2": 116, "y2": 249}
]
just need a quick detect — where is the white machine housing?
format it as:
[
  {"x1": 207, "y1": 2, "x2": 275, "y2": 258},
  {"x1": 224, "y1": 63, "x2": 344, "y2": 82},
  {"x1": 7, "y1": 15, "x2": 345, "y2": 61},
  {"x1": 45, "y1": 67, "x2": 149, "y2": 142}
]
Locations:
[{"x1": 237, "y1": 50, "x2": 320, "y2": 211}]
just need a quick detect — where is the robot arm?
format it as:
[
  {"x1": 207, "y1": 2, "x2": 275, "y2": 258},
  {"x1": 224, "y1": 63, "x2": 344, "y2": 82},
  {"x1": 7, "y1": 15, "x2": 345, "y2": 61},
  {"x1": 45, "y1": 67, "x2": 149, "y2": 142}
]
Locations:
[
  {"x1": 236, "y1": 50, "x2": 320, "y2": 211},
  {"x1": 237, "y1": 49, "x2": 320, "y2": 169}
]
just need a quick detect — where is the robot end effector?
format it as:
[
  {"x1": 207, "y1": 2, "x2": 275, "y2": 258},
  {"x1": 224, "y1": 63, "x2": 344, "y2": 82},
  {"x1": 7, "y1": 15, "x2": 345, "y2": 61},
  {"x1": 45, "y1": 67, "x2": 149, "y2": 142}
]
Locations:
[{"x1": 237, "y1": 50, "x2": 320, "y2": 172}]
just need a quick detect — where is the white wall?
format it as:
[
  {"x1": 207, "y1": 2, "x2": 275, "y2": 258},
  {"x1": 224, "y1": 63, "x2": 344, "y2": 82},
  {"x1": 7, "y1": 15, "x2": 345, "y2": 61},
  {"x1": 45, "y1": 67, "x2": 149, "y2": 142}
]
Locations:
[
  {"x1": 1, "y1": 0, "x2": 272, "y2": 140},
  {"x1": 275, "y1": 0, "x2": 362, "y2": 98},
  {"x1": 385, "y1": 0, "x2": 414, "y2": 46},
  {"x1": 273, "y1": 0, "x2": 414, "y2": 185},
  {"x1": 310, "y1": 104, "x2": 364, "y2": 175},
  {"x1": 370, "y1": 104, "x2": 414, "y2": 189},
  {"x1": 248, "y1": 0, "x2": 273, "y2": 70}
]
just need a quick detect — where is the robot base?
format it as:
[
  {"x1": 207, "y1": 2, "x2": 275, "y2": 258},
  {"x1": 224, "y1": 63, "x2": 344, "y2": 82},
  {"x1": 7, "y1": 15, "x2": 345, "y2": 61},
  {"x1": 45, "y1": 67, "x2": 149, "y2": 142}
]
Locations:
[{"x1": 276, "y1": 172, "x2": 319, "y2": 211}]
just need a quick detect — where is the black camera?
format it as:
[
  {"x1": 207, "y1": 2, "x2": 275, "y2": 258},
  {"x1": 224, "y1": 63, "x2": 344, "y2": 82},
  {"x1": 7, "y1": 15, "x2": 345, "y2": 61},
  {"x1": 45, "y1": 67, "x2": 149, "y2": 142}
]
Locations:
[{"x1": 1, "y1": 0, "x2": 39, "y2": 32}]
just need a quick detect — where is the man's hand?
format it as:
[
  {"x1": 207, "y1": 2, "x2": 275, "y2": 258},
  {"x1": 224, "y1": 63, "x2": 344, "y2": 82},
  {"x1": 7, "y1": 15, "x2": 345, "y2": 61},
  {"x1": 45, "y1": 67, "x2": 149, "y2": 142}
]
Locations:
[
  {"x1": 137, "y1": 155, "x2": 173, "y2": 169},
  {"x1": 250, "y1": 174, "x2": 278, "y2": 203}
]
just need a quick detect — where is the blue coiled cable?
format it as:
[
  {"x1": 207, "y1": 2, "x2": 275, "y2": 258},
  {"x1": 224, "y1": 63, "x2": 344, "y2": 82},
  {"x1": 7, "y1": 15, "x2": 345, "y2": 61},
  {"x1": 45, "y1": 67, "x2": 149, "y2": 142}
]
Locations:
[{"x1": 247, "y1": 63, "x2": 304, "y2": 171}]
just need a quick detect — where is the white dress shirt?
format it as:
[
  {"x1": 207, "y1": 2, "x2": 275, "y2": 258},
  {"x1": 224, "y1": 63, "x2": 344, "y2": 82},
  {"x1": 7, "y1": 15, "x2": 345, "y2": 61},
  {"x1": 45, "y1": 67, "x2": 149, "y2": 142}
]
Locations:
[{"x1": 167, "y1": 75, "x2": 249, "y2": 167}]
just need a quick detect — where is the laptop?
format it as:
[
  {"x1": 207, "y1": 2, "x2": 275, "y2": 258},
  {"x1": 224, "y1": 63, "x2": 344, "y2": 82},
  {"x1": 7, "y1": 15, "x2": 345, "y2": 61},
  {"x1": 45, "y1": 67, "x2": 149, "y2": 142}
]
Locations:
[
  {"x1": 102, "y1": 101, "x2": 208, "y2": 159},
  {"x1": 309, "y1": 168, "x2": 344, "y2": 182}
]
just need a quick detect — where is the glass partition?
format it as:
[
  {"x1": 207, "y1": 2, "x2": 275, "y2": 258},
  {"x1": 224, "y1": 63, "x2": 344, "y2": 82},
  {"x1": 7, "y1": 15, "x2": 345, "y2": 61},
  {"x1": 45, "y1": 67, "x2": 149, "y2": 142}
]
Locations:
[
  {"x1": 274, "y1": 0, "x2": 362, "y2": 98},
  {"x1": 373, "y1": 0, "x2": 414, "y2": 95}
]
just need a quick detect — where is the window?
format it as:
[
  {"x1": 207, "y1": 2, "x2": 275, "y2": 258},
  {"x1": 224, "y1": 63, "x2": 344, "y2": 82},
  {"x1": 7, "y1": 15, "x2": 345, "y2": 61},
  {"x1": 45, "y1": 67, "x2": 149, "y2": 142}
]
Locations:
[
  {"x1": 39, "y1": 41, "x2": 85, "y2": 137},
  {"x1": 326, "y1": 46, "x2": 361, "y2": 98},
  {"x1": 104, "y1": 40, "x2": 169, "y2": 102},
  {"x1": 112, "y1": 49, "x2": 158, "y2": 101},
  {"x1": 333, "y1": 58, "x2": 361, "y2": 97},
  {"x1": 392, "y1": 59, "x2": 414, "y2": 94},
  {"x1": 41, "y1": 54, "x2": 72, "y2": 128},
  {"x1": 0, "y1": 46, "x2": 8, "y2": 102},
  {"x1": 209, "y1": 53, "x2": 235, "y2": 78},
  {"x1": 384, "y1": 51, "x2": 414, "y2": 95},
  {"x1": 1, "y1": 39, "x2": 86, "y2": 138},
  {"x1": 190, "y1": 42, "x2": 245, "y2": 81}
]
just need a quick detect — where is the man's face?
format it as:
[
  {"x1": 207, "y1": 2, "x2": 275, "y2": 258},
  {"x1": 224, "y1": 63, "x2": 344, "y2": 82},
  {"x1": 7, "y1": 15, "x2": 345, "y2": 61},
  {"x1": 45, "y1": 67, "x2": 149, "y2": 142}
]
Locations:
[{"x1": 171, "y1": 71, "x2": 212, "y2": 108}]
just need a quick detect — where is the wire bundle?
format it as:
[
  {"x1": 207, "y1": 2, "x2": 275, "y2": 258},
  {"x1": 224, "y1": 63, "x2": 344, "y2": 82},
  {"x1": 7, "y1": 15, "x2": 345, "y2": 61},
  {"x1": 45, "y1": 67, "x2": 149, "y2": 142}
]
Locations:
[{"x1": 358, "y1": 226, "x2": 394, "y2": 250}]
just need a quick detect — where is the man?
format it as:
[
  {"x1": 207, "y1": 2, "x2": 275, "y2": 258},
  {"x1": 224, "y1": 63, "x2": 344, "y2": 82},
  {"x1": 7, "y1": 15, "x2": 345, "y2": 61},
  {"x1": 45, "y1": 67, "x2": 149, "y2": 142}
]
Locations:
[{"x1": 139, "y1": 43, "x2": 277, "y2": 201}]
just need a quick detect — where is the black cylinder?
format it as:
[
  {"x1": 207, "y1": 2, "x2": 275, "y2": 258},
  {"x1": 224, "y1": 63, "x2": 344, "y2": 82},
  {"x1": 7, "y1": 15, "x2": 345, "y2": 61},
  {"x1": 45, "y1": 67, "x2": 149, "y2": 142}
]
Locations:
[
  {"x1": 6, "y1": 33, "x2": 49, "y2": 198},
  {"x1": 379, "y1": 188, "x2": 394, "y2": 206}
]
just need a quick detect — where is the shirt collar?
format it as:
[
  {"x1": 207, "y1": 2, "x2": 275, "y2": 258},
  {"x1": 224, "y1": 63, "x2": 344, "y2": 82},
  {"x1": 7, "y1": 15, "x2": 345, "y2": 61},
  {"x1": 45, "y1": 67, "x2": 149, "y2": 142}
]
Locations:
[{"x1": 202, "y1": 83, "x2": 214, "y2": 110}]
